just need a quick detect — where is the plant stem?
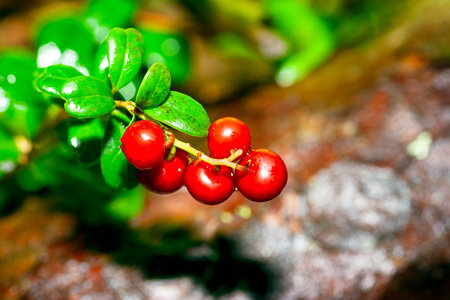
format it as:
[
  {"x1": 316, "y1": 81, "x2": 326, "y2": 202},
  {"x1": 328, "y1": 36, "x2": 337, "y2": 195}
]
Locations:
[
  {"x1": 115, "y1": 100, "x2": 145, "y2": 119},
  {"x1": 114, "y1": 100, "x2": 245, "y2": 172},
  {"x1": 173, "y1": 139, "x2": 245, "y2": 172}
]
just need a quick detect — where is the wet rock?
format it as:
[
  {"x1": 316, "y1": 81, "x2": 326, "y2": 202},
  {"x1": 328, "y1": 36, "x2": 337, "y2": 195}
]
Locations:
[
  {"x1": 26, "y1": 238, "x2": 261, "y2": 300},
  {"x1": 27, "y1": 248, "x2": 195, "y2": 300},
  {"x1": 29, "y1": 254, "x2": 256, "y2": 300},
  {"x1": 236, "y1": 210, "x2": 397, "y2": 300},
  {"x1": 355, "y1": 90, "x2": 424, "y2": 168},
  {"x1": 300, "y1": 161, "x2": 411, "y2": 251},
  {"x1": 398, "y1": 139, "x2": 450, "y2": 263},
  {"x1": 27, "y1": 255, "x2": 124, "y2": 300},
  {"x1": 403, "y1": 69, "x2": 450, "y2": 138},
  {"x1": 141, "y1": 277, "x2": 212, "y2": 300},
  {"x1": 275, "y1": 251, "x2": 396, "y2": 300}
]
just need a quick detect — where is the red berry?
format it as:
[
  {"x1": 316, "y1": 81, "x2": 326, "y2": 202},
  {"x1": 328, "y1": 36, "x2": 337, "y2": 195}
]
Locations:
[
  {"x1": 208, "y1": 117, "x2": 251, "y2": 160},
  {"x1": 235, "y1": 149, "x2": 287, "y2": 202},
  {"x1": 120, "y1": 120, "x2": 165, "y2": 170},
  {"x1": 184, "y1": 159, "x2": 235, "y2": 205},
  {"x1": 137, "y1": 149, "x2": 189, "y2": 194}
]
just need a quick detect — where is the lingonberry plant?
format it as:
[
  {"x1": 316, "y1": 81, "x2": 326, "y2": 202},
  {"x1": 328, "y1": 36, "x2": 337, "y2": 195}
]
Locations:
[{"x1": 34, "y1": 27, "x2": 288, "y2": 205}]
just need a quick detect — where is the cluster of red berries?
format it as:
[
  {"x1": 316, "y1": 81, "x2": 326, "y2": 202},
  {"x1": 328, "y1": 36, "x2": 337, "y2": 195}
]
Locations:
[{"x1": 120, "y1": 117, "x2": 288, "y2": 205}]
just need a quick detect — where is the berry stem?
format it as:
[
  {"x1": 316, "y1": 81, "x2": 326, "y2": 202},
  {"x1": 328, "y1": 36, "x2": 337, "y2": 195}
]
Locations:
[
  {"x1": 115, "y1": 100, "x2": 144, "y2": 117},
  {"x1": 173, "y1": 139, "x2": 245, "y2": 172},
  {"x1": 115, "y1": 100, "x2": 245, "y2": 172},
  {"x1": 228, "y1": 149, "x2": 243, "y2": 162}
]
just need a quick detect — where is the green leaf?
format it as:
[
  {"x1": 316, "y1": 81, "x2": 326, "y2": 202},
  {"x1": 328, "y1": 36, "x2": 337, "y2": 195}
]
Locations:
[
  {"x1": 144, "y1": 91, "x2": 210, "y2": 137},
  {"x1": 136, "y1": 62, "x2": 171, "y2": 108},
  {"x1": 1, "y1": 100, "x2": 46, "y2": 139},
  {"x1": 15, "y1": 161, "x2": 48, "y2": 192},
  {"x1": 84, "y1": 0, "x2": 137, "y2": 43},
  {"x1": 105, "y1": 185, "x2": 144, "y2": 221},
  {"x1": 0, "y1": 49, "x2": 45, "y2": 104},
  {"x1": 0, "y1": 51, "x2": 48, "y2": 139},
  {"x1": 36, "y1": 17, "x2": 95, "y2": 73},
  {"x1": 141, "y1": 29, "x2": 191, "y2": 85},
  {"x1": 115, "y1": 71, "x2": 143, "y2": 102},
  {"x1": 0, "y1": 125, "x2": 19, "y2": 180},
  {"x1": 61, "y1": 75, "x2": 116, "y2": 118},
  {"x1": 91, "y1": 41, "x2": 110, "y2": 85},
  {"x1": 101, "y1": 110, "x2": 138, "y2": 189},
  {"x1": 15, "y1": 146, "x2": 113, "y2": 194},
  {"x1": 106, "y1": 27, "x2": 144, "y2": 92},
  {"x1": 212, "y1": 32, "x2": 260, "y2": 60},
  {"x1": 265, "y1": 0, "x2": 335, "y2": 86},
  {"x1": 35, "y1": 65, "x2": 83, "y2": 98},
  {"x1": 67, "y1": 118, "x2": 105, "y2": 166}
]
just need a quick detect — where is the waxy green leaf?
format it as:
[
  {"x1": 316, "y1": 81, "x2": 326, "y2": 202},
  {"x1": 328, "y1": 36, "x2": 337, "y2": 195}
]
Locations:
[
  {"x1": 106, "y1": 28, "x2": 144, "y2": 92},
  {"x1": 116, "y1": 71, "x2": 143, "y2": 102},
  {"x1": 136, "y1": 62, "x2": 171, "y2": 108},
  {"x1": 144, "y1": 91, "x2": 210, "y2": 137},
  {"x1": 101, "y1": 110, "x2": 137, "y2": 189},
  {"x1": 61, "y1": 75, "x2": 115, "y2": 118},
  {"x1": 35, "y1": 65, "x2": 83, "y2": 98},
  {"x1": 68, "y1": 118, "x2": 105, "y2": 166},
  {"x1": 91, "y1": 41, "x2": 110, "y2": 85}
]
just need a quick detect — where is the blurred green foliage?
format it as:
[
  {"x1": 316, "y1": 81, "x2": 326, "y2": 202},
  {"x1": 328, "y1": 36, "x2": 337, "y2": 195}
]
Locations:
[
  {"x1": 36, "y1": 17, "x2": 95, "y2": 73},
  {"x1": 67, "y1": 118, "x2": 105, "y2": 166},
  {"x1": 140, "y1": 29, "x2": 192, "y2": 85}
]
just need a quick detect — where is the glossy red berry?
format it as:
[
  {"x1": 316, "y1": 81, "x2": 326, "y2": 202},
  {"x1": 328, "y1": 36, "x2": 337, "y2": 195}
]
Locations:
[
  {"x1": 235, "y1": 149, "x2": 288, "y2": 202},
  {"x1": 137, "y1": 149, "x2": 189, "y2": 194},
  {"x1": 184, "y1": 159, "x2": 235, "y2": 205},
  {"x1": 120, "y1": 120, "x2": 165, "y2": 170},
  {"x1": 208, "y1": 117, "x2": 251, "y2": 159}
]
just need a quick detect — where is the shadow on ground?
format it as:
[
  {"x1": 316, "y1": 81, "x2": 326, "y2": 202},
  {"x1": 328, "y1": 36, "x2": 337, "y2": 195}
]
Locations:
[{"x1": 75, "y1": 208, "x2": 276, "y2": 299}]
